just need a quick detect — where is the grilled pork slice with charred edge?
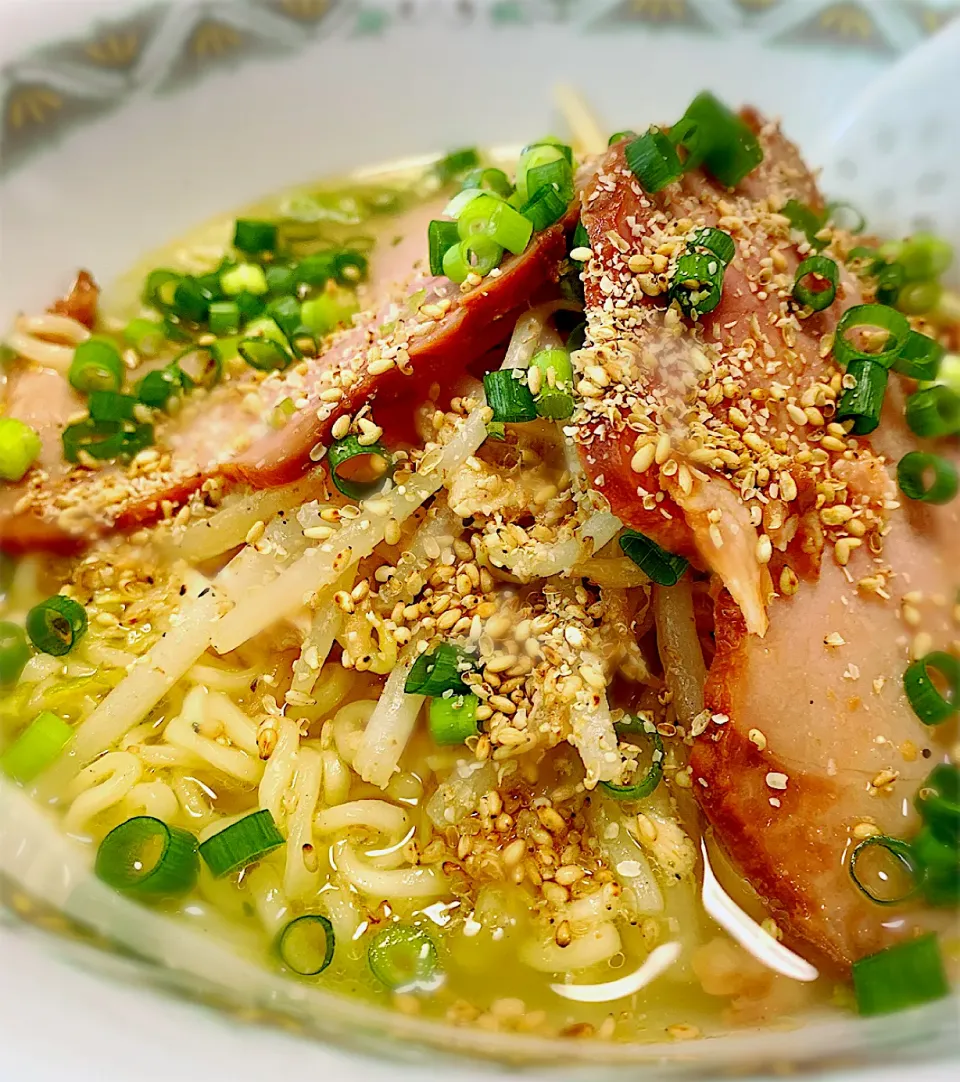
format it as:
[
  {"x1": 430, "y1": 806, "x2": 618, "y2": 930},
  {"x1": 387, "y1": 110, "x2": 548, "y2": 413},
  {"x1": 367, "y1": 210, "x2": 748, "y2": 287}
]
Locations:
[
  {"x1": 697, "y1": 438, "x2": 959, "y2": 970},
  {"x1": 575, "y1": 110, "x2": 851, "y2": 637},
  {"x1": 0, "y1": 211, "x2": 574, "y2": 555},
  {"x1": 574, "y1": 111, "x2": 957, "y2": 970}
]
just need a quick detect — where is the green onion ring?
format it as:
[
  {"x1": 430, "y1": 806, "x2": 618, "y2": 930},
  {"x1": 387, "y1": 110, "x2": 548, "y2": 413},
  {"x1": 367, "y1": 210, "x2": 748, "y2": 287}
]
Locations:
[
  {"x1": 793, "y1": 255, "x2": 839, "y2": 312},
  {"x1": 599, "y1": 717, "x2": 664, "y2": 801},
  {"x1": 833, "y1": 304, "x2": 910, "y2": 369},
  {"x1": 904, "y1": 651, "x2": 960, "y2": 726},
  {"x1": 277, "y1": 914, "x2": 336, "y2": 976},
  {"x1": 896, "y1": 452, "x2": 958, "y2": 504},
  {"x1": 905, "y1": 385, "x2": 960, "y2": 439},
  {"x1": 25, "y1": 595, "x2": 88, "y2": 656},
  {"x1": 327, "y1": 435, "x2": 392, "y2": 501},
  {"x1": 849, "y1": 834, "x2": 923, "y2": 906}
]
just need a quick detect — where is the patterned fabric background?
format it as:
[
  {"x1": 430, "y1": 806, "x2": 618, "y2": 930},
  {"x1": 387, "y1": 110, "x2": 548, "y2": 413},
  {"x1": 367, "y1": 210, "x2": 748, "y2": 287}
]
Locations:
[{"x1": 0, "y1": 0, "x2": 957, "y2": 174}]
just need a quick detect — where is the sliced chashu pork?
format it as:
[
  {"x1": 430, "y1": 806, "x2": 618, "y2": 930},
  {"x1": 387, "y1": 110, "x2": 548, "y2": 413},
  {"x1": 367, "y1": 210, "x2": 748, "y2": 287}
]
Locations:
[
  {"x1": 575, "y1": 112, "x2": 850, "y2": 635},
  {"x1": 698, "y1": 436, "x2": 959, "y2": 970},
  {"x1": 574, "y1": 112, "x2": 957, "y2": 970},
  {"x1": 1, "y1": 204, "x2": 575, "y2": 553}
]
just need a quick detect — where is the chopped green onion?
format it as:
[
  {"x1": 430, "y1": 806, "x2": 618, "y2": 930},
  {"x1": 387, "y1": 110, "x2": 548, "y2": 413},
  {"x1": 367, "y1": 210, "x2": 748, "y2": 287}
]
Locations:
[
  {"x1": 266, "y1": 295, "x2": 302, "y2": 339},
  {"x1": 826, "y1": 201, "x2": 866, "y2": 233},
  {"x1": 836, "y1": 358, "x2": 888, "y2": 435},
  {"x1": 171, "y1": 276, "x2": 213, "y2": 322},
  {"x1": 532, "y1": 347, "x2": 575, "y2": 420},
  {"x1": 893, "y1": 330, "x2": 944, "y2": 381},
  {"x1": 265, "y1": 263, "x2": 297, "y2": 296},
  {"x1": 781, "y1": 199, "x2": 827, "y2": 251},
  {"x1": 198, "y1": 808, "x2": 284, "y2": 878},
  {"x1": 405, "y1": 644, "x2": 475, "y2": 696},
  {"x1": 670, "y1": 250, "x2": 726, "y2": 318},
  {"x1": 144, "y1": 269, "x2": 181, "y2": 309},
  {"x1": 435, "y1": 147, "x2": 481, "y2": 185},
  {"x1": 898, "y1": 233, "x2": 953, "y2": 282},
  {"x1": 875, "y1": 261, "x2": 906, "y2": 306},
  {"x1": 483, "y1": 369, "x2": 537, "y2": 423},
  {"x1": 237, "y1": 324, "x2": 290, "y2": 372},
  {"x1": 833, "y1": 304, "x2": 910, "y2": 369},
  {"x1": 233, "y1": 290, "x2": 266, "y2": 322},
  {"x1": 68, "y1": 338, "x2": 124, "y2": 394},
  {"x1": 896, "y1": 452, "x2": 958, "y2": 505},
  {"x1": 915, "y1": 763, "x2": 960, "y2": 844},
  {"x1": 600, "y1": 717, "x2": 664, "y2": 801},
  {"x1": 0, "y1": 622, "x2": 30, "y2": 685},
  {"x1": 625, "y1": 128, "x2": 683, "y2": 194},
  {"x1": 897, "y1": 279, "x2": 942, "y2": 316},
  {"x1": 689, "y1": 227, "x2": 736, "y2": 266},
  {"x1": 221, "y1": 263, "x2": 269, "y2": 298},
  {"x1": 905, "y1": 385, "x2": 960, "y2": 438},
  {"x1": 277, "y1": 914, "x2": 335, "y2": 976},
  {"x1": 571, "y1": 220, "x2": 590, "y2": 256},
  {"x1": 460, "y1": 167, "x2": 513, "y2": 199},
  {"x1": 531, "y1": 348, "x2": 573, "y2": 389},
  {"x1": 88, "y1": 391, "x2": 138, "y2": 423},
  {"x1": 912, "y1": 826, "x2": 960, "y2": 906},
  {"x1": 62, "y1": 418, "x2": 154, "y2": 462},
  {"x1": 26, "y1": 595, "x2": 87, "y2": 656},
  {"x1": 233, "y1": 219, "x2": 278, "y2": 254},
  {"x1": 609, "y1": 129, "x2": 637, "y2": 145},
  {"x1": 295, "y1": 252, "x2": 336, "y2": 288},
  {"x1": 849, "y1": 835, "x2": 922, "y2": 905},
  {"x1": 0, "y1": 711, "x2": 72, "y2": 783},
  {"x1": 368, "y1": 923, "x2": 440, "y2": 991},
  {"x1": 300, "y1": 287, "x2": 359, "y2": 336},
  {"x1": 517, "y1": 142, "x2": 566, "y2": 202},
  {"x1": 428, "y1": 693, "x2": 479, "y2": 746},
  {"x1": 793, "y1": 255, "x2": 839, "y2": 312},
  {"x1": 458, "y1": 195, "x2": 533, "y2": 256},
  {"x1": 174, "y1": 346, "x2": 222, "y2": 391},
  {"x1": 327, "y1": 435, "x2": 392, "y2": 501},
  {"x1": 913, "y1": 825, "x2": 958, "y2": 870},
  {"x1": 523, "y1": 137, "x2": 573, "y2": 165},
  {"x1": 520, "y1": 186, "x2": 568, "y2": 232},
  {"x1": 96, "y1": 816, "x2": 199, "y2": 898},
  {"x1": 525, "y1": 157, "x2": 574, "y2": 204},
  {"x1": 136, "y1": 366, "x2": 181, "y2": 410},
  {"x1": 848, "y1": 246, "x2": 883, "y2": 273},
  {"x1": 0, "y1": 418, "x2": 42, "y2": 482},
  {"x1": 443, "y1": 188, "x2": 484, "y2": 219},
  {"x1": 852, "y1": 935, "x2": 949, "y2": 1016},
  {"x1": 904, "y1": 651, "x2": 959, "y2": 726},
  {"x1": 208, "y1": 300, "x2": 241, "y2": 336},
  {"x1": 333, "y1": 250, "x2": 368, "y2": 286},
  {"x1": 210, "y1": 337, "x2": 241, "y2": 366},
  {"x1": 428, "y1": 220, "x2": 461, "y2": 277},
  {"x1": 672, "y1": 92, "x2": 764, "y2": 187},
  {"x1": 534, "y1": 386, "x2": 575, "y2": 421},
  {"x1": 619, "y1": 531, "x2": 688, "y2": 586},
  {"x1": 123, "y1": 318, "x2": 166, "y2": 357},
  {"x1": 442, "y1": 236, "x2": 504, "y2": 284}
]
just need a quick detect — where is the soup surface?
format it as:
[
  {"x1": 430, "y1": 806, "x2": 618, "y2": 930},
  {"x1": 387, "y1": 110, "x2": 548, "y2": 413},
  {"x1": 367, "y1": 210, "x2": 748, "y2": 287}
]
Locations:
[{"x1": 1, "y1": 95, "x2": 958, "y2": 1043}]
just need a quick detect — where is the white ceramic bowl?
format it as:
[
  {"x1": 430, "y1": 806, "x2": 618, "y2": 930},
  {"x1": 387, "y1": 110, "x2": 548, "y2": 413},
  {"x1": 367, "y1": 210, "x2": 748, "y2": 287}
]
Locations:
[{"x1": 2, "y1": 2, "x2": 959, "y2": 1079}]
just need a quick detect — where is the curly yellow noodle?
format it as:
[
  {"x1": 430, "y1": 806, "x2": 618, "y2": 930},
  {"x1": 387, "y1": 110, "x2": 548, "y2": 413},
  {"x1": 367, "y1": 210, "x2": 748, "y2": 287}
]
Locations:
[{"x1": 62, "y1": 751, "x2": 142, "y2": 835}]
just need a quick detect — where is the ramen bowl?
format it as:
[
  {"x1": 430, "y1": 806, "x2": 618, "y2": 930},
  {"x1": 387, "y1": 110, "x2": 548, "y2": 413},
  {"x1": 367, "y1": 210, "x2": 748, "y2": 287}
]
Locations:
[{"x1": 1, "y1": 1, "x2": 959, "y2": 1079}]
